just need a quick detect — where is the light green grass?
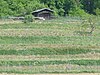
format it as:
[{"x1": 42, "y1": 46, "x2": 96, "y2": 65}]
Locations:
[
  {"x1": 0, "y1": 60, "x2": 99, "y2": 66},
  {"x1": 68, "y1": 60, "x2": 100, "y2": 66},
  {"x1": 0, "y1": 17, "x2": 100, "y2": 74},
  {"x1": 0, "y1": 36, "x2": 100, "y2": 47},
  {"x1": 0, "y1": 60, "x2": 99, "y2": 74},
  {"x1": 0, "y1": 48, "x2": 99, "y2": 55}
]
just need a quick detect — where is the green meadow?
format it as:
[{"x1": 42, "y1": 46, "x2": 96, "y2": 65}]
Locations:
[{"x1": 0, "y1": 18, "x2": 100, "y2": 74}]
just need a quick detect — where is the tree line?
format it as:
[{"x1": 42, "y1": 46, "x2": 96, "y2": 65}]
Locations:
[{"x1": 0, "y1": 0, "x2": 100, "y2": 17}]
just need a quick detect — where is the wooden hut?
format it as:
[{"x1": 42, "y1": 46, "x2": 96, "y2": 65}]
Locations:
[{"x1": 32, "y1": 8, "x2": 54, "y2": 20}]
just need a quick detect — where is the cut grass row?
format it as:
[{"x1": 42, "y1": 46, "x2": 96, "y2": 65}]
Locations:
[
  {"x1": 0, "y1": 25, "x2": 100, "y2": 37},
  {"x1": 0, "y1": 29, "x2": 99, "y2": 37},
  {"x1": 0, "y1": 65, "x2": 99, "y2": 74},
  {"x1": 0, "y1": 22, "x2": 78, "y2": 29},
  {"x1": 0, "y1": 48, "x2": 99, "y2": 55},
  {"x1": 0, "y1": 54, "x2": 99, "y2": 61},
  {"x1": 0, "y1": 44, "x2": 100, "y2": 50},
  {"x1": 0, "y1": 36, "x2": 66, "y2": 44},
  {"x1": 0, "y1": 29, "x2": 71, "y2": 37},
  {"x1": 68, "y1": 60, "x2": 100, "y2": 66},
  {"x1": 0, "y1": 60, "x2": 99, "y2": 66},
  {"x1": 0, "y1": 36, "x2": 100, "y2": 46},
  {"x1": 0, "y1": 69, "x2": 99, "y2": 74}
]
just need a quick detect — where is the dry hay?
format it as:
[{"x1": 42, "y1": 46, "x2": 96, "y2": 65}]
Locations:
[{"x1": 0, "y1": 73, "x2": 100, "y2": 75}]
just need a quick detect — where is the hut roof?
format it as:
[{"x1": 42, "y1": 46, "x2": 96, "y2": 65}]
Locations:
[{"x1": 32, "y1": 8, "x2": 53, "y2": 13}]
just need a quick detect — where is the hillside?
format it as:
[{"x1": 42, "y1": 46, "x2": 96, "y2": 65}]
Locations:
[{"x1": 0, "y1": 18, "x2": 100, "y2": 74}]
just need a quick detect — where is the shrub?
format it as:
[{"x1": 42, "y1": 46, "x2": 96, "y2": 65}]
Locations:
[
  {"x1": 23, "y1": 14, "x2": 33, "y2": 23},
  {"x1": 58, "y1": 8, "x2": 65, "y2": 16},
  {"x1": 95, "y1": 8, "x2": 100, "y2": 16},
  {"x1": 68, "y1": 7, "x2": 90, "y2": 18}
]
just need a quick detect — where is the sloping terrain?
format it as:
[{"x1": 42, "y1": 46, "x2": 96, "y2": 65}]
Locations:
[{"x1": 0, "y1": 19, "x2": 100, "y2": 74}]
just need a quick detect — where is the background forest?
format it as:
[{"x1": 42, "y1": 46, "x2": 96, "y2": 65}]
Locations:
[{"x1": 0, "y1": 0, "x2": 100, "y2": 17}]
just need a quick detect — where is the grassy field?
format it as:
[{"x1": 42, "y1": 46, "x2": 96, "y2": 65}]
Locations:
[{"x1": 0, "y1": 18, "x2": 100, "y2": 74}]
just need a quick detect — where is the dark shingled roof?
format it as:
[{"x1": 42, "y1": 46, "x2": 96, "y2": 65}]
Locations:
[{"x1": 32, "y1": 8, "x2": 53, "y2": 13}]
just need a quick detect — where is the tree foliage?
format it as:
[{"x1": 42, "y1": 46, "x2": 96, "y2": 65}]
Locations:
[{"x1": 0, "y1": 0, "x2": 100, "y2": 17}]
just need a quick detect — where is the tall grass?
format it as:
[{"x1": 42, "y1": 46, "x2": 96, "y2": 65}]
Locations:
[{"x1": 0, "y1": 60, "x2": 67, "y2": 66}]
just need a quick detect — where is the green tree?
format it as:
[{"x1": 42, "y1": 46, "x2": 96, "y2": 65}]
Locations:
[
  {"x1": 0, "y1": 0, "x2": 12, "y2": 17},
  {"x1": 68, "y1": 7, "x2": 89, "y2": 17},
  {"x1": 95, "y1": 8, "x2": 100, "y2": 16},
  {"x1": 25, "y1": 0, "x2": 46, "y2": 15},
  {"x1": 0, "y1": 0, "x2": 99, "y2": 17},
  {"x1": 80, "y1": 0, "x2": 95, "y2": 14}
]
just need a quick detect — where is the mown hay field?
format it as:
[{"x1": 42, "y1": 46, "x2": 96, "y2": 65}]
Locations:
[{"x1": 0, "y1": 18, "x2": 100, "y2": 74}]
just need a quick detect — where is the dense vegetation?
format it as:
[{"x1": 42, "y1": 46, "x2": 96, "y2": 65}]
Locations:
[{"x1": 1, "y1": 0, "x2": 100, "y2": 17}]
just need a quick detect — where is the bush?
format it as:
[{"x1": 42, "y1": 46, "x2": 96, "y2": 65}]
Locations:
[
  {"x1": 58, "y1": 8, "x2": 65, "y2": 16},
  {"x1": 95, "y1": 8, "x2": 100, "y2": 16},
  {"x1": 23, "y1": 14, "x2": 33, "y2": 23},
  {"x1": 68, "y1": 7, "x2": 90, "y2": 18}
]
